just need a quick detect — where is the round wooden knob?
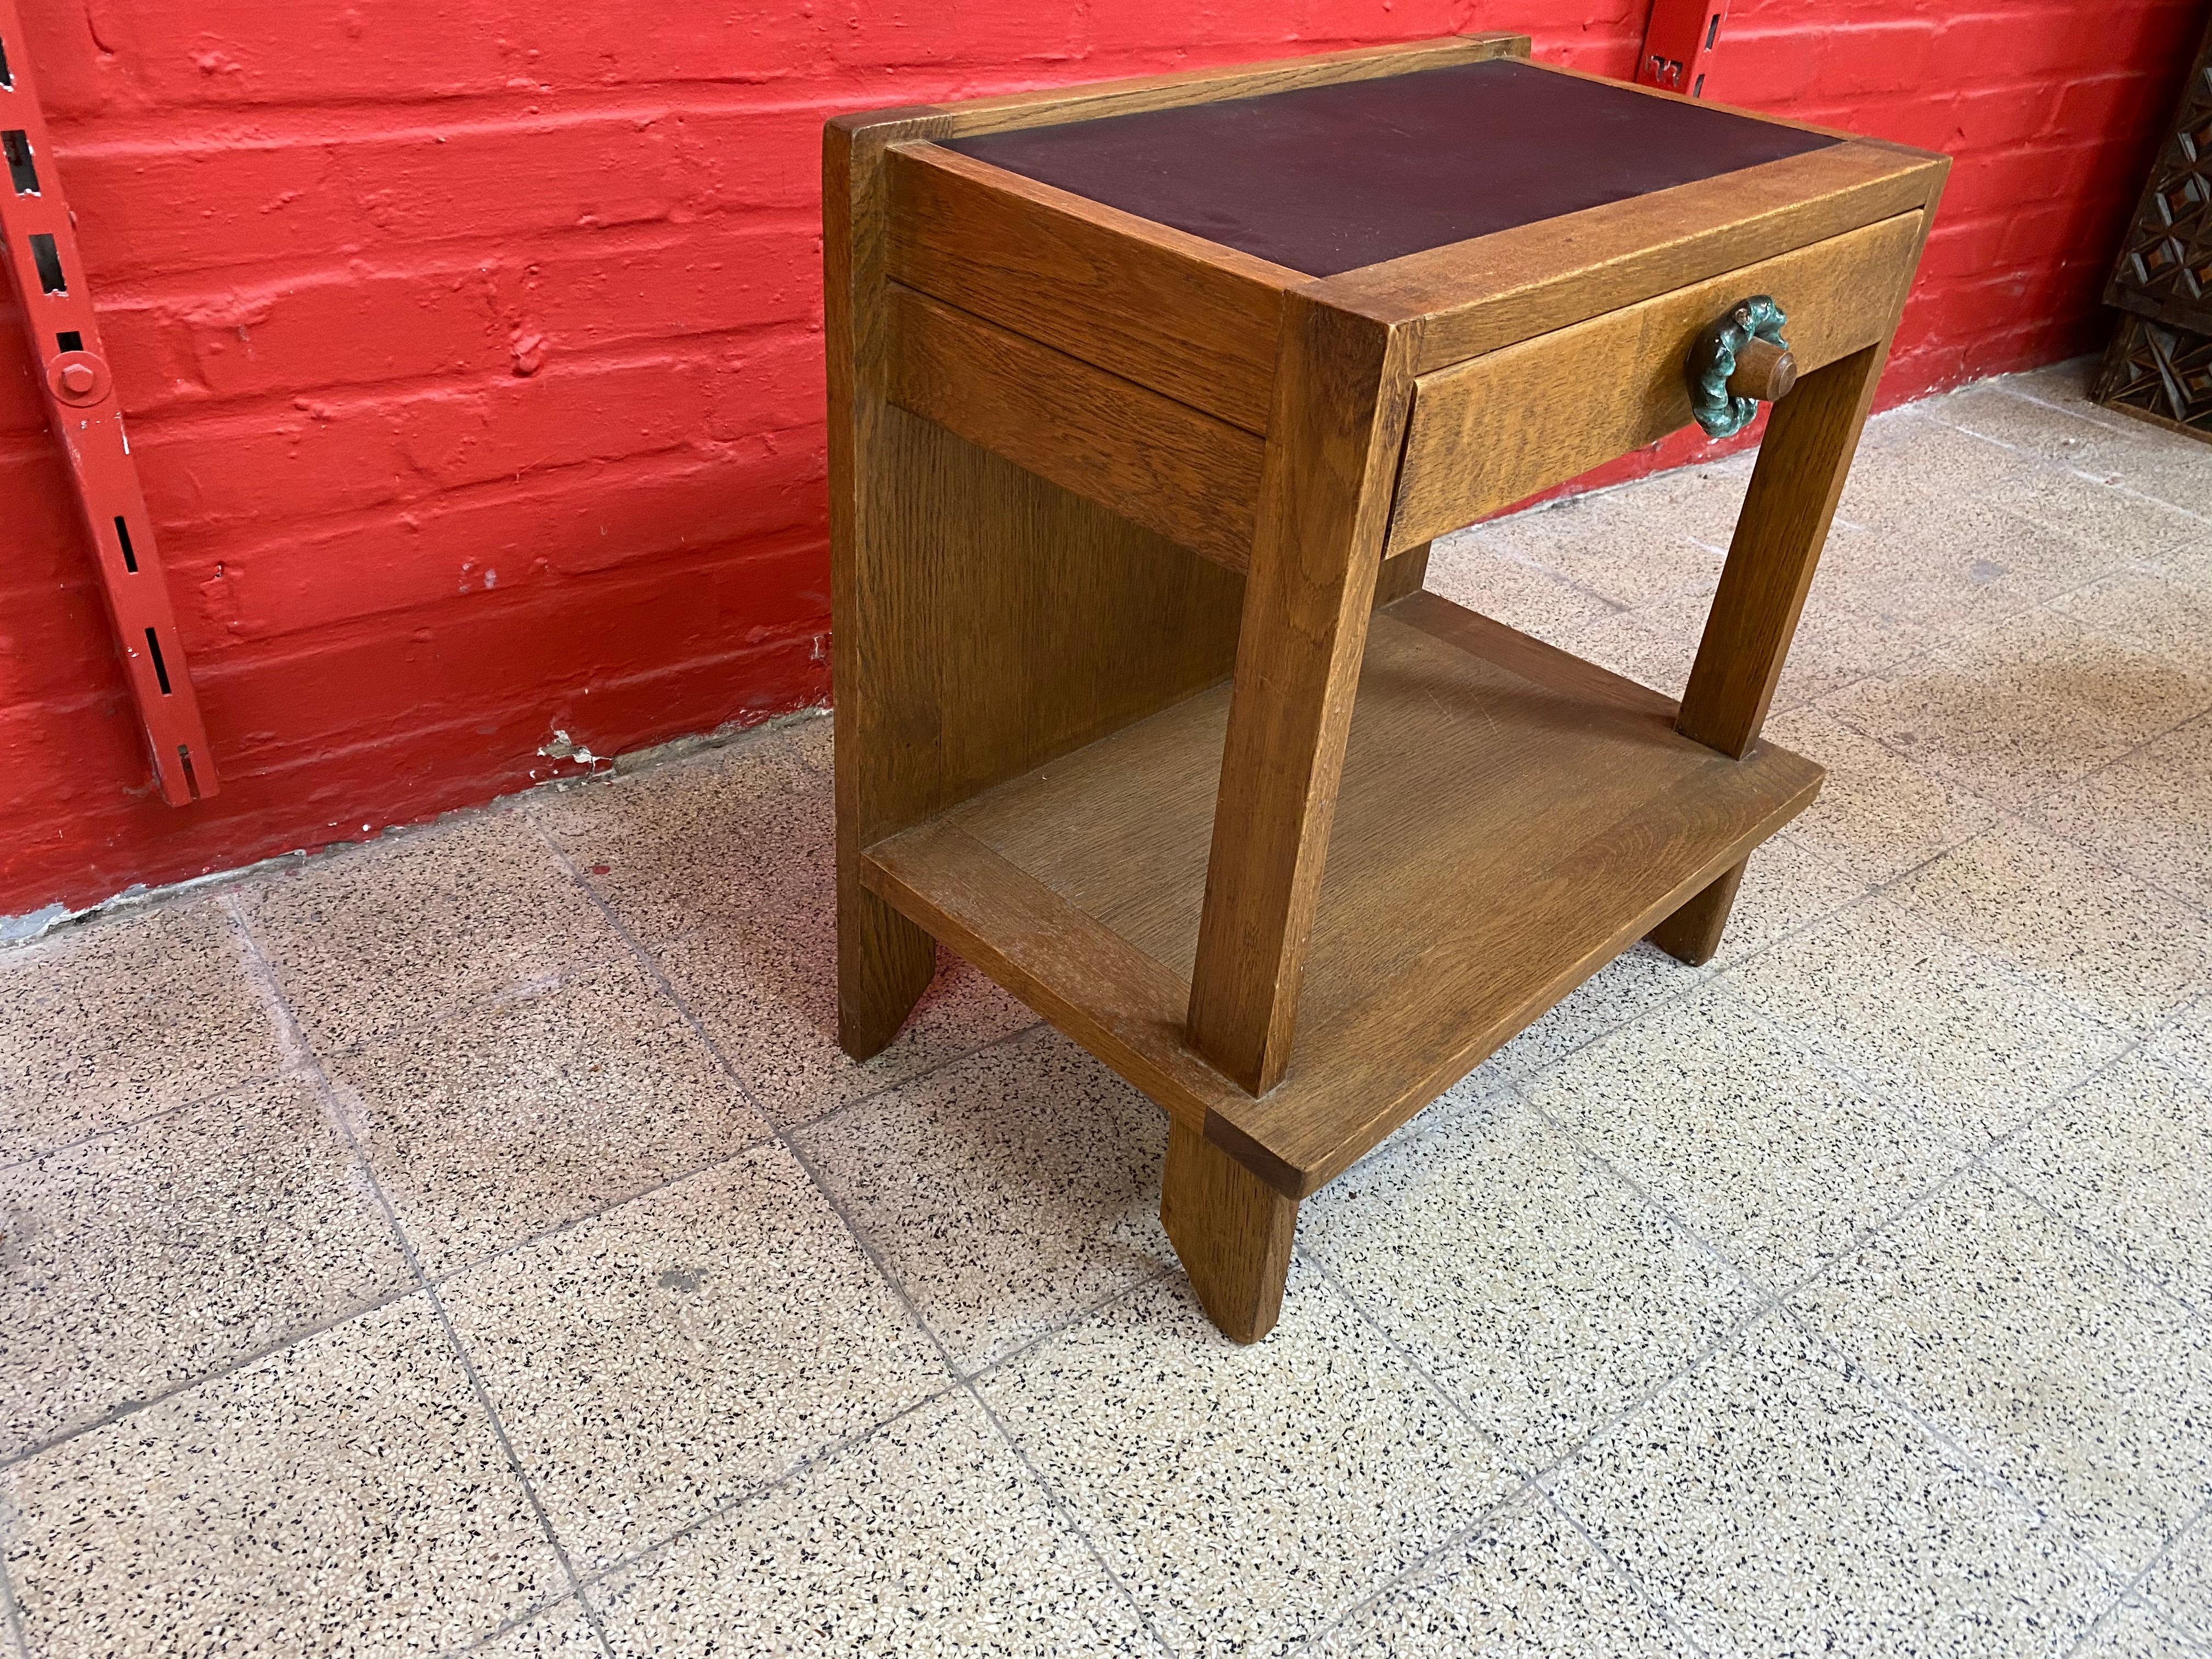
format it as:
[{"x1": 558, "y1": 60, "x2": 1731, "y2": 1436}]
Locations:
[{"x1": 1726, "y1": 335, "x2": 1798, "y2": 403}]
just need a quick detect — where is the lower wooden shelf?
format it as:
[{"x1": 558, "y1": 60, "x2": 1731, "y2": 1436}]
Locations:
[{"x1": 862, "y1": 589, "x2": 1823, "y2": 1195}]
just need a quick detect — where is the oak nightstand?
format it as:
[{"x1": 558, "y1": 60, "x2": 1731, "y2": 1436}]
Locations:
[{"x1": 825, "y1": 35, "x2": 1946, "y2": 1343}]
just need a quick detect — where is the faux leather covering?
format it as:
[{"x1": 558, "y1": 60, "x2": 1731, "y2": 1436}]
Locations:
[{"x1": 947, "y1": 59, "x2": 1839, "y2": 276}]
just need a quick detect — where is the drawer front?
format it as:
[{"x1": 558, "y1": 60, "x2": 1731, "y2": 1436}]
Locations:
[{"x1": 1386, "y1": 209, "x2": 1924, "y2": 553}]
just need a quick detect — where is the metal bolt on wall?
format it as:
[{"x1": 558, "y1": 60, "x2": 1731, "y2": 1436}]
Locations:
[{"x1": 1, "y1": 0, "x2": 216, "y2": 804}]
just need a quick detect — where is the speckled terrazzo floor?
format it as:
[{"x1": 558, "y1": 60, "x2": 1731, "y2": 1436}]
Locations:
[{"x1": 4, "y1": 357, "x2": 2211, "y2": 1658}]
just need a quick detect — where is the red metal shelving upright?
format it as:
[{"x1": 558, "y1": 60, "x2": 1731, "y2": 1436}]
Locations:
[{"x1": 1, "y1": 0, "x2": 217, "y2": 804}]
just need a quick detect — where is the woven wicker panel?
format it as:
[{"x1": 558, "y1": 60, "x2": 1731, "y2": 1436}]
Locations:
[
  {"x1": 2104, "y1": 19, "x2": 2212, "y2": 335},
  {"x1": 2095, "y1": 310, "x2": 2212, "y2": 444}
]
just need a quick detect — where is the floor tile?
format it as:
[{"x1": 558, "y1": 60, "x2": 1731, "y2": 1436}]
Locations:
[
  {"x1": 2, "y1": 1296, "x2": 565, "y2": 1659},
  {"x1": 2075, "y1": 1599, "x2": 2211, "y2": 1659},
  {"x1": 590, "y1": 1391, "x2": 1147, "y2": 1658},
  {"x1": 323, "y1": 956, "x2": 770, "y2": 1278},
  {"x1": 1523, "y1": 986, "x2": 1962, "y2": 1291},
  {"x1": 1931, "y1": 385, "x2": 2212, "y2": 522},
  {"x1": 1597, "y1": 455, "x2": 1755, "y2": 552},
  {"x1": 1484, "y1": 492, "x2": 1726, "y2": 611},
  {"x1": 236, "y1": 814, "x2": 627, "y2": 1052},
  {"x1": 1313, "y1": 1493, "x2": 1691, "y2": 1658},
  {"x1": 1762, "y1": 705, "x2": 2004, "y2": 886},
  {"x1": 2139, "y1": 1510, "x2": 2212, "y2": 1648},
  {"x1": 0, "y1": 1072, "x2": 408, "y2": 1458},
  {"x1": 1553, "y1": 612, "x2": 1699, "y2": 701},
  {"x1": 2042, "y1": 714, "x2": 2212, "y2": 909},
  {"x1": 0, "y1": 899, "x2": 286, "y2": 1163},
  {"x1": 1889, "y1": 821, "x2": 2212, "y2": 1034},
  {"x1": 469, "y1": 1601, "x2": 606, "y2": 1658},
  {"x1": 1816, "y1": 500, "x2": 2098, "y2": 644},
  {"x1": 1722, "y1": 898, "x2": 2129, "y2": 1146},
  {"x1": 1793, "y1": 1170, "x2": 2212, "y2": 1577},
  {"x1": 1983, "y1": 467, "x2": 2207, "y2": 563},
  {"x1": 975, "y1": 1266, "x2": 1516, "y2": 1658},
  {"x1": 438, "y1": 1145, "x2": 949, "y2": 1574},
  {"x1": 1819, "y1": 608, "x2": 2212, "y2": 809},
  {"x1": 1546, "y1": 1318, "x2": 2114, "y2": 1659},
  {"x1": 1928, "y1": 381, "x2": 2148, "y2": 471},
  {"x1": 1991, "y1": 1044, "x2": 2212, "y2": 1310},
  {"x1": 1302, "y1": 1088, "x2": 1756, "y2": 1466},
  {"x1": 2049, "y1": 566, "x2": 2212, "y2": 668},
  {"x1": 1838, "y1": 408, "x2": 2036, "y2": 510},
  {"x1": 1422, "y1": 529, "x2": 1620, "y2": 642},
  {"x1": 1995, "y1": 359, "x2": 2106, "y2": 414},
  {"x1": 528, "y1": 718, "x2": 836, "y2": 949},
  {"x1": 795, "y1": 1026, "x2": 1171, "y2": 1373},
  {"x1": 651, "y1": 919, "x2": 1031, "y2": 1128},
  {"x1": 2163, "y1": 997, "x2": 2212, "y2": 1079}
]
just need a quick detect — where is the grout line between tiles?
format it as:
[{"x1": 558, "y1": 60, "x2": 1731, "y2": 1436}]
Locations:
[
  {"x1": 2061, "y1": 1498, "x2": 2212, "y2": 1657},
  {"x1": 223, "y1": 893, "x2": 624, "y2": 1659},
  {"x1": 527, "y1": 819, "x2": 1179, "y2": 1659},
  {"x1": 0, "y1": 1280, "x2": 427, "y2": 1473},
  {"x1": 0, "y1": 1062, "x2": 309, "y2": 1179},
  {"x1": 1500, "y1": 992, "x2": 2137, "y2": 1589}
]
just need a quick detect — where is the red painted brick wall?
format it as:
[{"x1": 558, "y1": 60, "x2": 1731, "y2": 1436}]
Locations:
[{"x1": 0, "y1": 0, "x2": 2198, "y2": 919}]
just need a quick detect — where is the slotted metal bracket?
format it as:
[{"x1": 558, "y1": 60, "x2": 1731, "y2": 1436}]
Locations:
[
  {"x1": 1637, "y1": 0, "x2": 1729, "y2": 100},
  {"x1": 1, "y1": 0, "x2": 217, "y2": 804}
]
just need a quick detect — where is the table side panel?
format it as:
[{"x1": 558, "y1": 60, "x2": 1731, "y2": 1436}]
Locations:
[
  {"x1": 1388, "y1": 208, "x2": 1925, "y2": 551},
  {"x1": 884, "y1": 281, "x2": 1264, "y2": 570}
]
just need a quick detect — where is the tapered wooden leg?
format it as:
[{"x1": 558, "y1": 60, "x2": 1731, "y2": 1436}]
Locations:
[
  {"x1": 1663, "y1": 339, "x2": 1898, "y2": 965},
  {"x1": 837, "y1": 879, "x2": 935, "y2": 1060},
  {"x1": 1161, "y1": 1120, "x2": 1298, "y2": 1344},
  {"x1": 1648, "y1": 859, "x2": 1748, "y2": 966},
  {"x1": 1677, "y1": 341, "x2": 1889, "y2": 760},
  {"x1": 1187, "y1": 295, "x2": 1417, "y2": 1095}
]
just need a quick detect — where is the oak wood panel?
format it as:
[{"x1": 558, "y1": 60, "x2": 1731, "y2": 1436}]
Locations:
[
  {"x1": 828, "y1": 108, "x2": 1248, "y2": 1059},
  {"x1": 888, "y1": 144, "x2": 1295, "y2": 433},
  {"x1": 865, "y1": 592, "x2": 1824, "y2": 1192},
  {"x1": 1324, "y1": 140, "x2": 1946, "y2": 372},
  {"x1": 860, "y1": 820, "x2": 1235, "y2": 1134},
  {"x1": 885, "y1": 282, "x2": 1264, "y2": 569},
  {"x1": 1386, "y1": 210, "x2": 1923, "y2": 552},
  {"x1": 827, "y1": 109, "x2": 954, "y2": 1058},
  {"x1": 1186, "y1": 296, "x2": 1416, "y2": 1095}
]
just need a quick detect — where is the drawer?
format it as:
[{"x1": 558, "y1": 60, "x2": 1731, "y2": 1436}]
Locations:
[{"x1": 1385, "y1": 208, "x2": 1925, "y2": 554}]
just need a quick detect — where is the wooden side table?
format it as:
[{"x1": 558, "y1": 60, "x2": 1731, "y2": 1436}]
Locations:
[{"x1": 825, "y1": 36, "x2": 1946, "y2": 1344}]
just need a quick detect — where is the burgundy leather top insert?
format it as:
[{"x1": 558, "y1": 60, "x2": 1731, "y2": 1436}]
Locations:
[{"x1": 946, "y1": 59, "x2": 1839, "y2": 278}]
